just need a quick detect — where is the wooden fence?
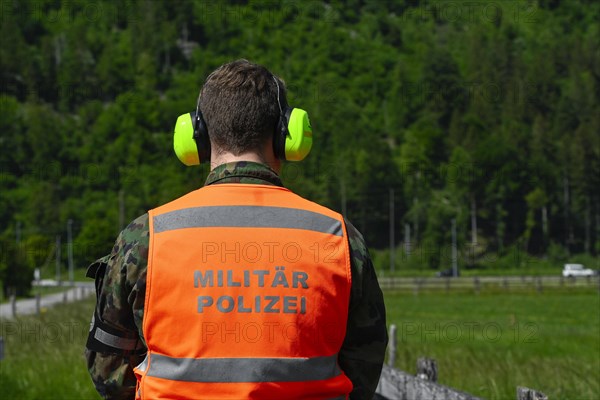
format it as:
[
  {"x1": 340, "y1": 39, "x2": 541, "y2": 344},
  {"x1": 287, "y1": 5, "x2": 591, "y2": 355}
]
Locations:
[
  {"x1": 378, "y1": 275, "x2": 599, "y2": 294},
  {"x1": 375, "y1": 324, "x2": 548, "y2": 400}
]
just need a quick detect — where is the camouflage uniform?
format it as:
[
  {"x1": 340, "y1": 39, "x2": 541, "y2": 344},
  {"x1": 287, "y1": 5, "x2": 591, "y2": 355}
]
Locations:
[{"x1": 85, "y1": 161, "x2": 387, "y2": 400}]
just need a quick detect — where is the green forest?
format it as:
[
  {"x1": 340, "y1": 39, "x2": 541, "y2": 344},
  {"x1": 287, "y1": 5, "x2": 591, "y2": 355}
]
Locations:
[{"x1": 1, "y1": 0, "x2": 599, "y2": 294}]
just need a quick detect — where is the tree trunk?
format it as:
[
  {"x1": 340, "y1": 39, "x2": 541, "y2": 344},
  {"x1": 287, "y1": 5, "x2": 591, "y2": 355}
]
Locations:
[
  {"x1": 389, "y1": 189, "x2": 395, "y2": 272},
  {"x1": 404, "y1": 223, "x2": 411, "y2": 257},
  {"x1": 119, "y1": 189, "x2": 125, "y2": 232},
  {"x1": 563, "y1": 173, "x2": 571, "y2": 254},
  {"x1": 584, "y1": 196, "x2": 591, "y2": 253},
  {"x1": 592, "y1": 197, "x2": 600, "y2": 255},
  {"x1": 542, "y1": 205, "x2": 548, "y2": 258},
  {"x1": 470, "y1": 195, "x2": 477, "y2": 245},
  {"x1": 413, "y1": 196, "x2": 419, "y2": 243},
  {"x1": 340, "y1": 178, "x2": 347, "y2": 217},
  {"x1": 496, "y1": 186, "x2": 505, "y2": 253}
]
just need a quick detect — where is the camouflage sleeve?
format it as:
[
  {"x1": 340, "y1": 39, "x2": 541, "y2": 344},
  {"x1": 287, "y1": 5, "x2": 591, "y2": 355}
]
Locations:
[
  {"x1": 339, "y1": 219, "x2": 388, "y2": 400},
  {"x1": 85, "y1": 214, "x2": 150, "y2": 399}
]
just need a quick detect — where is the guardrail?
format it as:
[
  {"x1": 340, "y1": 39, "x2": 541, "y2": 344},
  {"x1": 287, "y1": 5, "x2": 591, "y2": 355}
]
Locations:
[
  {"x1": 31, "y1": 279, "x2": 94, "y2": 288},
  {"x1": 379, "y1": 275, "x2": 599, "y2": 293}
]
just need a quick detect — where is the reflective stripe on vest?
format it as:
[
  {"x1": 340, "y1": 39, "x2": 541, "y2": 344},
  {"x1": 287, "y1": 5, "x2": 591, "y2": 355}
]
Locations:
[
  {"x1": 153, "y1": 205, "x2": 343, "y2": 236},
  {"x1": 144, "y1": 353, "x2": 341, "y2": 383}
]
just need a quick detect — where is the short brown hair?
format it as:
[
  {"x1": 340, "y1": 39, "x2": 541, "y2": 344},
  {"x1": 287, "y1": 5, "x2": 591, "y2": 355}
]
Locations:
[{"x1": 199, "y1": 59, "x2": 283, "y2": 155}]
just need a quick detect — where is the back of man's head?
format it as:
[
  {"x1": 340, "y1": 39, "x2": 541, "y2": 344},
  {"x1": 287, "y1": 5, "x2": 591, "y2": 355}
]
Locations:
[{"x1": 199, "y1": 59, "x2": 283, "y2": 156}]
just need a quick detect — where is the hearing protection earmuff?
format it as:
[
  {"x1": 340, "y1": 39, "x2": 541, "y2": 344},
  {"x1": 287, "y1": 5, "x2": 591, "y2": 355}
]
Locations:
[
  {"x1": 173, "y1": 76, "x2": 313, "y2": 166},
  {"x1": 173, "y1": 104, "x2": 210, "y2": 166}
]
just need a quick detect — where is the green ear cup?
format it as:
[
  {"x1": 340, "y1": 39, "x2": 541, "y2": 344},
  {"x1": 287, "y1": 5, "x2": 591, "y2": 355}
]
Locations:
[
  {"x1": 285, "y1": 108, "x2": 313, "y2": 161},
  {"x1": 173, "y1": 113, "x2": 200, "y2": 166}
]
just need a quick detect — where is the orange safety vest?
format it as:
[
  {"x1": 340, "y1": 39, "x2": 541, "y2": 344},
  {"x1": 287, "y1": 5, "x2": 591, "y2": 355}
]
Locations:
[{"x1": 134, "y1": 183, "x2": 353, "y2": 399}]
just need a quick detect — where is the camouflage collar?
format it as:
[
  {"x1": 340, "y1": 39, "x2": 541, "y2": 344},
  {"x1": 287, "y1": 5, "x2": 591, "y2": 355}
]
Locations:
[{"x1": 205, "y1": 161, "x2": 283, "y2": 187}]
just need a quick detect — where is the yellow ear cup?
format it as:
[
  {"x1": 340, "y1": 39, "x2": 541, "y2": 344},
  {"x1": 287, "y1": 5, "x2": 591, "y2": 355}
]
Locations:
[
  {"x1": 173, "y1": 113, "x2": 200, "y2": 166},
  {"x1": 285, "y1": 108, "x2": 313, "y2": 161}
]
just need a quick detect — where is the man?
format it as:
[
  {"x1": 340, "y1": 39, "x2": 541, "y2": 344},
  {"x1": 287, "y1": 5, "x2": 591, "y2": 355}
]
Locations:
[{"x1": 85, "y1": 59, "x2": 387, "y2": 399}]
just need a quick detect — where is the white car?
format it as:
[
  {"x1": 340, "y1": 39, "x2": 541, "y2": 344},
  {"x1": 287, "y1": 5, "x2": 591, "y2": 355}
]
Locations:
[{"x1": 562, "y1": 264, "x2": 595, "y2": 277}]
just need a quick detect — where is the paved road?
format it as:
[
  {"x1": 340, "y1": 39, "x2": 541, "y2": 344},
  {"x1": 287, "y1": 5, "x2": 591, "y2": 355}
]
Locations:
[{"x1": 0, "y1": 284, "x2": 94, "y2": 319}]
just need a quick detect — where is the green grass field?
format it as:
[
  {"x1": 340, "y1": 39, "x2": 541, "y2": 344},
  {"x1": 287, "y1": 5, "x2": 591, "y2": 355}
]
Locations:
[
  {"x1": 385, "y1": 290, "x2": 600, "y2": 399},
  {"x1": 0, "y1": 298, "x2": 99, "y2": 399},
  {"x1": 1, "y1": 290, "x2": 598, "y2": 399}
]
